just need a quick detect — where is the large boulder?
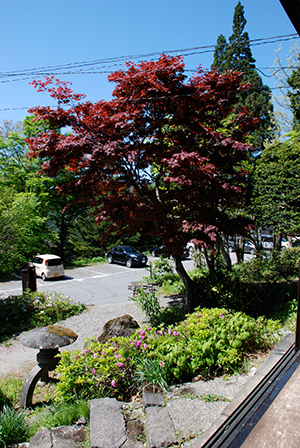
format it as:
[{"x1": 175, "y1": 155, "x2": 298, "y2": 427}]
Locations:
[{"x1": 97, "y1": 315, "x2": 140, "y2": 343}]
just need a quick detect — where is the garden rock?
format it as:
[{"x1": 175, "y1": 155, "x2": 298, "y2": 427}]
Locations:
[
  {"x1": 128, "y1": 281, "x2": 158, "y2": 300},
  {"x1": 97, "y1": 314, "x2": 140, "y2": 342},
  {"x1": 90, "y1": 397, "x2": 126, "y2": 448}
]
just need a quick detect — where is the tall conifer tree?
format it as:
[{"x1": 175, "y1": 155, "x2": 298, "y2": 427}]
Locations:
[{"x1": 212, "y1": 2, "x2": 274, "y2": 152}]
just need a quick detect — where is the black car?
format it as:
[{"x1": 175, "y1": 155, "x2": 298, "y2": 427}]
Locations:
[
  {"x1": 107, "y1": 246, "x2": 148, "y2": 268},
  {"x1": 150, "y1": 245, "x2": 189, "y2": 259}
]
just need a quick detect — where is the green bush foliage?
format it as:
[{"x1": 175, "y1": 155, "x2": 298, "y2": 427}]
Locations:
[
  {"x1": 167, "y1": 249, "x2": 300, "y2": 326},
  {"x1": 54, "y1": 308, "x2": 281, "y2": 402},
  {"x1": 0, "y1": 291, "x2": 86, "y2": 342}
]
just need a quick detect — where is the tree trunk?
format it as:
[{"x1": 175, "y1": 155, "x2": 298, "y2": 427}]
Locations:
[
  {"x1": 203, "y1": 247, "x2": 216, "y2": 278},
  {"x1": 173, "y1": 254, "x2": 195, "y2": 315},
  {"x1": 219, "y1": 234, "x2": 232, "y2": 271},
  {"x1": 235, "y1": 236, "x2": 244, "y2": 263},
  {"x1": 274, "y1": 233, "x2": 282, "y2": 251}
]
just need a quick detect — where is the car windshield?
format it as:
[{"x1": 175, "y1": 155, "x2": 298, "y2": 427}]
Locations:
[{"x1": 125, "y1": 247, "x2": 140, "y2": 254}]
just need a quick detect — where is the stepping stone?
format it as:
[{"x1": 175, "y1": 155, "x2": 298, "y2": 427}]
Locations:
[
  {"x1": 146, "y1": 406, "x2": 177, "y2": 448},
  {"x1": 90, "y1": 397, "x2": 126, "y2": 448}
]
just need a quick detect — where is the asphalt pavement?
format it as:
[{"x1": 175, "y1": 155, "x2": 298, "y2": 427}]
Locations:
[{"x1": 0, "y1": 257, "x2": 195, "y2": 306}]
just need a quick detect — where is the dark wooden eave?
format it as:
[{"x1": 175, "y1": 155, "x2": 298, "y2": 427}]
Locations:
[{"x1": 280, "y1": 0, "x2": 300, "y2": 36}]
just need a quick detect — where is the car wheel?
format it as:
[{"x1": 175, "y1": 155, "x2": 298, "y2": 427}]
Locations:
[
  {"x1": 126, "y1": 258, "x2": 133, "y2": 268},
  {"x1": 41, "y1": 273, "x2": 47, "y2": 281},
  {"x1": 107, "y1": 255, "x2": 113, "y2": 264}
]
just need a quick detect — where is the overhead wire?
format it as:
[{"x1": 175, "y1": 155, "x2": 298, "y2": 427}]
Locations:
[
  {"x1": 0, "y1": 33, "x2": 298, "y2": 83},
  {"x1": 0, "y1": 33, "x2": 299, "y2": 112}
]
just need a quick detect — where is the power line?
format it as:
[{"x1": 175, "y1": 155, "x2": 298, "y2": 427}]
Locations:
[
  {"x1": 0, "y1": 85, "x2": 290, "y2": 112},
  {"x1": 0, "y1": 33, "x2": 298, "y2": 84}
]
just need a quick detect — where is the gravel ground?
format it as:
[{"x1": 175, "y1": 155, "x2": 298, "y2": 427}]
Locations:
[{"x1": 0, "y1": 301, "x2": 146, "y2": 376}]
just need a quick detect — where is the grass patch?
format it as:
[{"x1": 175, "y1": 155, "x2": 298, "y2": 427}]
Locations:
[
  {"x1": 0, "y1": 405, "x2": 29, "y2": 447},
  {"x1": 198, "y1": 393, "x2": 231, "y2": 402}
]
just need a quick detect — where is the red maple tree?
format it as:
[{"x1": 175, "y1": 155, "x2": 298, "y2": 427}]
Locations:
[{"x1": 28, "y1": 55, "x2": 258, "y2": 313}]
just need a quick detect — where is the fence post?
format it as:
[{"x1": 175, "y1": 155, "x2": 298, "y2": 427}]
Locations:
[{"x1": 295, "y1": 265, "x2": 300, "y2": 351}]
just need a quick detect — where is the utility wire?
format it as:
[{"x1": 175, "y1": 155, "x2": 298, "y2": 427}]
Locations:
[{"x1": 0, "y1": 33, "x2": 298, "y2": 83}]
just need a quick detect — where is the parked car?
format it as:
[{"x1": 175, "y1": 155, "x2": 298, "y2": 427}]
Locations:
[
  {"x1": 260, "y1": 234, "x2": 273, "y2": 250},
  {"x1": 107, "y1": 246, "x2": 148, "y2": 268},
  {"x1": 244, "y1": 241, "x2": 255, "y2": 254},
  {"x1": 150, "y1": 245, "x2": 189, "y2": 259},
  {"x1": 32, "y1": 254, "x2": 64, "y2": 281},
  {"x1": 228, "y1": 238, "x2": 255, "y2": 254}
]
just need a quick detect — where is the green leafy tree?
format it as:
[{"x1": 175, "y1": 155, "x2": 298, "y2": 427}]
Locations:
[
  {"x1": 251, "y1": 137, "x2": 300, "y2": 248},
  {"x1": 212, "y1": 1, "x2": 274, "y2": 152}
]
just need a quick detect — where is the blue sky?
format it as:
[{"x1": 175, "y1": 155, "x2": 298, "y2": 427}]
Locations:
[{"x1": 0, "y1": 0, "x2": 298, "y2": 124}]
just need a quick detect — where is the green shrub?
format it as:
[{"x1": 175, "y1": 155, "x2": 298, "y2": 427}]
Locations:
[
  {"x1": 0, "y1": 291, "x2": 86, "y2": 342},
  {"x1": 133, "y1": 287, "x2": 161, "y2": 326},
  {"x1": 54, "y1": 339, "x2": 137, "y2": 403},
  {"x1": 54, "y1": 308, "x2": 281, "y2": 402},
  {"x1": 0, "y1": 406, "x2": 28, "y2": 448}
]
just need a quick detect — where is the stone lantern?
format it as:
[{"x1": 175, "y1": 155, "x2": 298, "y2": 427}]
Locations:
[{"x1": 19, "y1": 325, "x2": 77, "y2": 407}]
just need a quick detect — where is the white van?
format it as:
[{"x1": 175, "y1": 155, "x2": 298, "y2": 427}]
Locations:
[{"x1": 32, "y1": 254, "x2": 64, "y2": 281}]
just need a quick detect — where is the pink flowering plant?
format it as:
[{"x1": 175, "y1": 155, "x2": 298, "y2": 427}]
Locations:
[
  {"x1": 54, "y1": 307, "x2": 281, "y2": 402},
  {"x1": 54, "y1": 338, "x2": 136, "y2": 402}
]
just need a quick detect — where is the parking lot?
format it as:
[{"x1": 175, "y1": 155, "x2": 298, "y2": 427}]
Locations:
[{"x1": 0, "y1": 254, "x2": 251, "y2": 306}]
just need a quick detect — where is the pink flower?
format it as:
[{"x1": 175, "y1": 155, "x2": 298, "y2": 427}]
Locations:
[
  {"x1": 173, "y1": 331, "x2": 179, "y2": 336},
  {"x1": 74, "y1": 356, "x2": 79, "y2": 360},
  {"x1": 115, "y1": 354, "x2": 121, "y2": 359},
  {"x1": 101, "y1": 350, "x2": 105, "y2": 355},
  {"x1": 147, "y1": 327, "x2": 152, "y2": 331},
  {"x1": 168, "y1": 328, "x2": 172, "y2": 335},
  {"x1": 143, "y1": 344, "x2": 149, "y2": 349},
  {"x1": 111, "y1": 380, "x2": 117, "y2": 388},
  {"x1": 93, "y1": 352, "x2": 97, "y2": 359},
  {"x1": 198, "y1": 314, "x2": 201, "y2": 318},
  {"x1": 84, "y1": 365, "x2": 88, "y2": 371},
  {"x1": 134, "y1": 340, "x2": 142, "y2": 348},
  {"x1": 117, "y1": 362, "x2": 125, "y2": 367},
  {"x1": 157, "y1": 330, "x2": 163, "y2": 335},
  {"x1": 92, "y1": 368, "x2": 96, "y2": 374},
  {"x1": 220, "y1": 313, "x2": 224, "y2": 318}
]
